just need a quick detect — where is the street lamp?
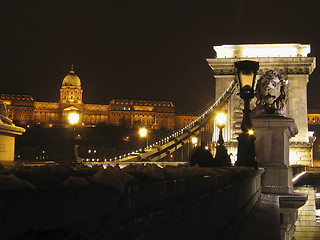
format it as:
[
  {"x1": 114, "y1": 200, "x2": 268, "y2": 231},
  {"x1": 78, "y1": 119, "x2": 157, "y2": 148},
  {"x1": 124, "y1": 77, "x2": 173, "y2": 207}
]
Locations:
[
  {"x1": 68, "y1": 112, "x2": 80, "y2": 125},
  {"x1": 235, "y1": 60, "x2": 259, "y2": 169},
  {"x1": 214, "y1": 112, "x2": 231, "y2": 167},
  {"x1": 191, "y1": 137, "x2": 198, "y2": 147},
  {"x1": 68, "y1": 112, "x2": 80, "y2": 163},
  {"x1": 216, "y1": 112, "x2": 226, "y2": 146},
  {"x1": 139, "y1": 127, "x2": 148, "y2": 147}
]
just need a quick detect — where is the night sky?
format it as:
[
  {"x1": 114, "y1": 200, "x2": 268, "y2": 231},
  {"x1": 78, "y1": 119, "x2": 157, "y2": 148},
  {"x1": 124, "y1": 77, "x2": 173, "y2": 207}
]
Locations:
[{"x1": 1, "y1": 0, "x2": 319, "y2": 113}]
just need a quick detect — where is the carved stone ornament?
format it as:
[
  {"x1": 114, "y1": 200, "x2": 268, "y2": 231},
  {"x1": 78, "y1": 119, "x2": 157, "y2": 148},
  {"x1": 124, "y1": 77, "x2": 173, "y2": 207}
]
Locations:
[
  {"x1": 255, "y1": 70, "x2": 288, "y2": 116},
  {"x1": 0, "y1": 101, "x2": 13, "y2": 125}
]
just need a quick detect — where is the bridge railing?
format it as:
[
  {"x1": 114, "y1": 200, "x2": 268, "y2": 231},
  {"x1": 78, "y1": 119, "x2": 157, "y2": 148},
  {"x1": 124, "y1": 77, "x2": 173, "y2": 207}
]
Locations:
[{"x1": 85, "y1": 80, "x2": 239, "y2": 164}]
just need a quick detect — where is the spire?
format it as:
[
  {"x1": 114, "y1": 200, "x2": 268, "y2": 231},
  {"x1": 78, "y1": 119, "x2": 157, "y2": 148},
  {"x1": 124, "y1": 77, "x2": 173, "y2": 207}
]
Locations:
[{"x1": 70, "y1": 64, "x2": 75, "y2": 74}]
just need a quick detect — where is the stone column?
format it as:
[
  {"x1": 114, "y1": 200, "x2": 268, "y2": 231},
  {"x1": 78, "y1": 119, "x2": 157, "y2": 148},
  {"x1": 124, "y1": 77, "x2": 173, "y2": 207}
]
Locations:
[
  {"x1": 0, "y1": 122, "x2": 25, "y2": 165},
  {"x1": 252, "y1": 117, "x2": 298, "y2": 194}
]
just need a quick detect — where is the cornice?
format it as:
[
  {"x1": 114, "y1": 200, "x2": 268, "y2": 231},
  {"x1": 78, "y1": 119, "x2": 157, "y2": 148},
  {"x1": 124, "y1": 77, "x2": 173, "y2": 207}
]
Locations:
[{"x1": 207, "y1": 57, "x2": 316, "y2": 75}]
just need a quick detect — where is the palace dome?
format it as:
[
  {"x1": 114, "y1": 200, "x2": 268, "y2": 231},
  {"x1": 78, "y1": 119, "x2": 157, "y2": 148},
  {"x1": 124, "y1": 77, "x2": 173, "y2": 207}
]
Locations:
[{"x1": 62, "y1": 68, "x2": 81, "y2": 88}]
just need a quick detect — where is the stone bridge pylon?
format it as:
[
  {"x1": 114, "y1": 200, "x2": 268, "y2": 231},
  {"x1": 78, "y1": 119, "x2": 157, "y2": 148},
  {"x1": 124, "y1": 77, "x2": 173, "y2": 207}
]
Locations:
[{"x1": 207, "y1": 43, "x2": 316, "y2": 166}]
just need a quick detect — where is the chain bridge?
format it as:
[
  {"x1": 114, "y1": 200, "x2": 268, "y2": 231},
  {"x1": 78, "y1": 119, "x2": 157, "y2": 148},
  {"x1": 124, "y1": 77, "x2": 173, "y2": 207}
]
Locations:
[
  {"x1": 85, "y1": 80, "x2": 238, "y2": 166},
  {"x1": 85, "y1": 43, "x2": 316, "y2": 169}
]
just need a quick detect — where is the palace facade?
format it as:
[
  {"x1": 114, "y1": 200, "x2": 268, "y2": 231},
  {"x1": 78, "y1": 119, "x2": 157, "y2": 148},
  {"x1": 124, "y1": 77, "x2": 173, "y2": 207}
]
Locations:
[{"x1": 0, "y1": 68, "x2": 198, "y2": 130}]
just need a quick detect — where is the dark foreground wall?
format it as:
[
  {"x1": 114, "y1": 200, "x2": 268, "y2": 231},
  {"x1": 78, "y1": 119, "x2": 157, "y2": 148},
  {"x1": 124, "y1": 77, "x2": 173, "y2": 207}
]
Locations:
[{"x1": 0, "y1": 167, "x2": 263, "y2": 240}]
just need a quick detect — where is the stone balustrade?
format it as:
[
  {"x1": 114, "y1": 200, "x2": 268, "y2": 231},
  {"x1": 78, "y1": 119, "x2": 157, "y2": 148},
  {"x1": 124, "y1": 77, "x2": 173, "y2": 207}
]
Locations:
[{"x1": 0, "y1": 165, "x2": 264, "y2": 240}]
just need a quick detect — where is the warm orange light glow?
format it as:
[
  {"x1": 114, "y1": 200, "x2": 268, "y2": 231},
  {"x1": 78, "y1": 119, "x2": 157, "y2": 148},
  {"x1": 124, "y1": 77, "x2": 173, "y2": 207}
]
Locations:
[
  {"x1": 216, "y1": 113, "x2": 227, "y2": 126},
  {"x1": 68, "y1": 112, "x2": 80, "y2": 125},
  {"x1": 139, "y1": 128, "x2": 147, "y2": 138},
  {"x1": 248, "y1": 129, "x2": 254, "y2": 135},
  {"x1": 191, "y1": 137, "x2": 198, "y2": 144},
  {"x1": 239, "y1": 71, "x2": 254, "y2": 88}
]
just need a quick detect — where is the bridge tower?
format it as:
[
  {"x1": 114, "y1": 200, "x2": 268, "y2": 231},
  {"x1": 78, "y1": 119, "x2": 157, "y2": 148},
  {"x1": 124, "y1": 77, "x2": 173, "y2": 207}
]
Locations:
[{"x1": 207, "y1": 43, "x2": 316, "y2": 166}]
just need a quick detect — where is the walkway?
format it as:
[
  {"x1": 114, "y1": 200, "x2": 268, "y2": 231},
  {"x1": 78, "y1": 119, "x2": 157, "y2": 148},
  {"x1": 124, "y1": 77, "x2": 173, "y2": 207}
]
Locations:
[{"x1": 235, "y1": 194, "x2": 281, "y2": 240}]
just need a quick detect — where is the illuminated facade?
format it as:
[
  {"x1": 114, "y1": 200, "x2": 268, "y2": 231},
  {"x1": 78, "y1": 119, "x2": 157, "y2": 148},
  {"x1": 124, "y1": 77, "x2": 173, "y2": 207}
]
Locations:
[
  {"x1": 0, "y1": 67, "x2": 199, "y2": 131},
  {"x1": 0, "y1": 94, "x2": 35, "y2": 126},
  {"x1": 308, "y1": 108, "x2": 320, "y2": 125},
  {"x1": 208, "y1": 43, "x2": 316, "y2": 166},
  {"x1": 108, "y1": 99, "x2": 176, "y2": 129}
]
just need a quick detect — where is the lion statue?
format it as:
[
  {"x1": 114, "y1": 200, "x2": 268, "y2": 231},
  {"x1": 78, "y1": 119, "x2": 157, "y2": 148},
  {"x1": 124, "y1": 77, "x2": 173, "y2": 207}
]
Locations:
[{"x1": 255, "y1": 70, "x2": 288, "y2": 116}]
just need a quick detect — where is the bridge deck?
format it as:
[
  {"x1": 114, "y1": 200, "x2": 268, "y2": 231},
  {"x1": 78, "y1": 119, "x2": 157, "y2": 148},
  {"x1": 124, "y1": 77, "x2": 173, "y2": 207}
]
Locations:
[{"x1": 235, "y1": 194, "x2": 281, "y2": 240}]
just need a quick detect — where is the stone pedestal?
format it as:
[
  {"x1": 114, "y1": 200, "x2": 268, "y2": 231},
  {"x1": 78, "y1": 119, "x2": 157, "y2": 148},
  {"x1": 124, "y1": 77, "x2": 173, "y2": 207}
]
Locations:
[
  {"x1": 252, "y1": 117, "x2": 298, "y2": 194},
  {"x1": 0, "y1": 121, "x2": 25, "y2": 165}
]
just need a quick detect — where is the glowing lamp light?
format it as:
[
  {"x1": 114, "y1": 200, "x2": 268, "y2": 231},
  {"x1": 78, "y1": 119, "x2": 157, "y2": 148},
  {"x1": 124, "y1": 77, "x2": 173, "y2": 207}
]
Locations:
[
  {"x1": 139, "y1": 128, "x2": 147, "y2": 138},
  {"x1": 216, "y1": 113, "x2": 227, "y2": 127},
  {"x1": 235, "y1": 60, "x2": 259, "y2": 91},
  {"x1": 248, "y1": 129, "x2": 254, "y2": 135},
  {"x1": 68, "y1": 112, "x2": 80, "y2": 125},
  {"x1": 191, "y1": 137, "x2": 198, "y2": 145},
  {"x1": 239, "y1": 71, "x2": 255, "y2": 88}
]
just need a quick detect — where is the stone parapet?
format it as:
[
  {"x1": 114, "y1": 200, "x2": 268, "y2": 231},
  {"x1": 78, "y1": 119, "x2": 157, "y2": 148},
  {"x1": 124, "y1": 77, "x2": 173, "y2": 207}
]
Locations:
[
  {"x1": 0, "y1": 122, "x2": 25, "y2": 164},
  {"x1": 0, "y1": 165, "x2": 263, "y2": 240}
]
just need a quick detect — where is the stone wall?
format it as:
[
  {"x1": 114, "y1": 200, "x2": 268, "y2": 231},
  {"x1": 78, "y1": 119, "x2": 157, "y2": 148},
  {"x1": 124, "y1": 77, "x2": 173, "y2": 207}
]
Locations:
[{"x1": 0, "y1": 167, "x2": 264, "y2": 240}]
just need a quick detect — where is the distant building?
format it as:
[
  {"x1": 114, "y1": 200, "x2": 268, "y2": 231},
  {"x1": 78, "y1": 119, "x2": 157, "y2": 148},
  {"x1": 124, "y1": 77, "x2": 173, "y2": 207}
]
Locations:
[
  {"x1": 0, "y1": 94, "x2": 35, "y2": 126},
  {"x1": 308, "y1": 108, "x2": 320, "y2": 125},
  {"x1": 0, "y1": 67, "x2": 200, "y2": 130}
]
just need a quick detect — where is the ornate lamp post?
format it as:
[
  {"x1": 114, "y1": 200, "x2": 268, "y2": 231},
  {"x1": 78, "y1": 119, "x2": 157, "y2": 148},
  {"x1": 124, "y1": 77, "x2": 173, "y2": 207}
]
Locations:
[
  {"x1": 235, "y1": 60, "x2": 259, "y2": 169},
  {"x1": 68, "y1": 112, "x2": 80, "y2": 163},
  {"x1": 216, "y1": 112, "x2": 227, "y2": 146},
  {"x1": 214, "y1": 112, "x2": 231, "y2": 167},
  {"x1": 139, "y1": 127, "x2": 148, "y2": 147}
]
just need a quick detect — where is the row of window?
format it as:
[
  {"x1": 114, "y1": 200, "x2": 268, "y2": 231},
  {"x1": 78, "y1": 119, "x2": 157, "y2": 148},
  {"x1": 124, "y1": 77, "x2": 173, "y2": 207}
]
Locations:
[
  {"x1": 8, "y1": 109, "x2": 33, "y2": 113},
  {"x1": 0, "y1": 96, "x2": 33, "y2": 101},
  {"x1": 112, "y1": 113, "x2": 174, "y2": 118},
  {"x1": 35, "y1": 105, "x2": 59, "y2": 109},
  {"x1": 113, "y1": 101, "x2": 172, "y2": 107},
  {"x1": 61, "y1": 91, "x2": 81, "y2": 95},
  {"x1": 62, "y1": 96, "x2": 81, "y2": 100},
  {"x1": 308, "y1": 117, "x2": 320, "y2": 124},
  {"x1": 10, "y1": 114, "x2": 33, "y2": 119},
  {"x1": 112, "y1": 118, "x2": 173, "y2": 125}
]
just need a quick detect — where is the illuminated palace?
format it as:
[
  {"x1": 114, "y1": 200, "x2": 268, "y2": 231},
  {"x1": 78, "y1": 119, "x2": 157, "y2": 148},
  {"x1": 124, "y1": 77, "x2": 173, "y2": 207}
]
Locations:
[{"x1": 0, "y1": 67, "x2": 198, "y2": 130}]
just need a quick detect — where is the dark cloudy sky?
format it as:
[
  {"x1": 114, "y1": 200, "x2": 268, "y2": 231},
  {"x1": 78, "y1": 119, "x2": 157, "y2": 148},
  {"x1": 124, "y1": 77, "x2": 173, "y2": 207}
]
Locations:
[{"x1": 1, "y1": 0, "x2": 319, "y2": 113}]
